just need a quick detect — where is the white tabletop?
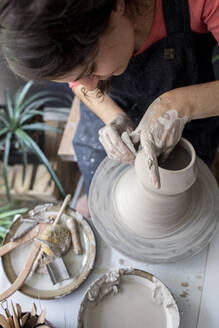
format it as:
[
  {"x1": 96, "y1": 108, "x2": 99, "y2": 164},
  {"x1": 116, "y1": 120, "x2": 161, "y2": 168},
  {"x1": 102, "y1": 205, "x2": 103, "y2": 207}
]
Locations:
[{"x1": 0, "y1": 220, "x2": 219, "y2": 328}]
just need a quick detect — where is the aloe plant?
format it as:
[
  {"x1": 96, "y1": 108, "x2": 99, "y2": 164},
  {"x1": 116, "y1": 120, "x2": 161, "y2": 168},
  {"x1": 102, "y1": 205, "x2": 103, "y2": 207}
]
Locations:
[
  {"x1": 0, "y1": 203, "x2": 27, "y2": 245},
  {"x1": 0, "y1": 81, "x2": 71, "y2": 200}
]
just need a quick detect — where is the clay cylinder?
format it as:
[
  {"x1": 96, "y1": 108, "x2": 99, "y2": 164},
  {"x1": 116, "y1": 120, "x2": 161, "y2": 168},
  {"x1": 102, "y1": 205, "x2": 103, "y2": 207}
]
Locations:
[
  {"x1": 113, "y1": 138, "x2": 199, "y2": 238},
  {"x1": 135, "y1": 138, "x2": 198, "y2": 195}
]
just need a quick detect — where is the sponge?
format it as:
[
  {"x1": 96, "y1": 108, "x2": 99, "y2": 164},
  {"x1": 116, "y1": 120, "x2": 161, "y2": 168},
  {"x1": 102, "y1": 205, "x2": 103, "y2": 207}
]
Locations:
[{"x1": 38, "y1": 224, "x2": 71, "y2": 257}]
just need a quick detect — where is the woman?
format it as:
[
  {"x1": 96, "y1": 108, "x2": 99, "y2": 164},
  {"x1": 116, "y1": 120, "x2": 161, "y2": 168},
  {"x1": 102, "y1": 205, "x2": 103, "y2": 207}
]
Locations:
[{"x1": 1, "y1": 0, "x2": 219, "y2": 194}]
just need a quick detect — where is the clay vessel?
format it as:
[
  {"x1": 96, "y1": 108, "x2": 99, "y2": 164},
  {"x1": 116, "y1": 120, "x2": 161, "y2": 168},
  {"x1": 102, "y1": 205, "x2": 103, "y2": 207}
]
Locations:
[{"x1": 113, "y1": 138, "x2": 198, "y2": 237}]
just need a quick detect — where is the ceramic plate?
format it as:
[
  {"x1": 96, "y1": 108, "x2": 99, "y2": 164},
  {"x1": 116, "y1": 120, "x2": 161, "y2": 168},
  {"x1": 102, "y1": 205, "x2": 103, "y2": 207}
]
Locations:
[
  {"x1": 78, "y1": 268, "x2": 180, "y2": 328},
  {"x1": 2, "y1": 205, "x2": 96, "y2": 299}
]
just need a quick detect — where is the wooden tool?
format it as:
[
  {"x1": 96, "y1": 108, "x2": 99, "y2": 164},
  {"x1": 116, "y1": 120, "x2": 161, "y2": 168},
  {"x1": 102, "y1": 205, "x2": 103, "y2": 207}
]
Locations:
[
  {"x1": 30, "y1": 195, "x2": 71, "y2": 275},
  {"x1": 66, "y1": 216, "x2": 83, "y2": 255},
  {"x1": 0, "y1": 194, "x2": 71, "y2": 301}
]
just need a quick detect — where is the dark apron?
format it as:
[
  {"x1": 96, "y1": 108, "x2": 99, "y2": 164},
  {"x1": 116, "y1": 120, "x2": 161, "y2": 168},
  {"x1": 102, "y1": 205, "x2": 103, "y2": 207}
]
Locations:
[{"x1": 73, "y1": 0, "x2": 219, "y2": 193}]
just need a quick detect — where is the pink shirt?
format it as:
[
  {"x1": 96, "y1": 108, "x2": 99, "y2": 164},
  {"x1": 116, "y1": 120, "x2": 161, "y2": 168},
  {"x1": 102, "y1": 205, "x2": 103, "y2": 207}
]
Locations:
[
  {"x1": 134, "y1": 0, "x2": 219, "y2": 56},
  {"x1": 69, "y1": 0, "x2": 219, "y2": 90}
]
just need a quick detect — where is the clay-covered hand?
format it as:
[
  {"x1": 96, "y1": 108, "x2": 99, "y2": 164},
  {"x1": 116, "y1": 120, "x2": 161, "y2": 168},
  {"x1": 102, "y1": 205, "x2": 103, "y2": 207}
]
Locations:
[
  {"x1": 132, "y1": 97, "x2": 191, "y2": 188},
  {"x1": 98, "y1": 113, "x2": 136, "y2": 164}
]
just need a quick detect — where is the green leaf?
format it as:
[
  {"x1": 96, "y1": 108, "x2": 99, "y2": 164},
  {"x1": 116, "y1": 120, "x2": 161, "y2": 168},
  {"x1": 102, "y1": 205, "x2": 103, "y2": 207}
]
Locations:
[
  {"x1": 212, "y1": 54, "x2": 219, "y2": 64},
  {"x1": 4, "y1": 90, "x2": 13, "y2": 119},
  {"x1": 19, "y1": 110, "x2": 45, "y2": 125},
  {"x1": 0, "y1": 208, "x2": 27, "y2": 219},
  {"x1": 22, "y1": 123, "x2": 63, "y2": 134},
  {"x1": 22, "y1": 97, "x2": 66, "y2": 114},
  {"x1": 18, "y1": 139, "x2": 28, "y2": 184},
  {"x1": 15, "y1": 129, "x2": 66, "y2": 198},
  {"x1": 0, "y1": 111, "x2": 9, "y2": 127},
  {"x1": 0, "y1": 203, "x2": 12, "y2": 212},
  {"x1": 0, "y1": 227, "x2": 9, "y2": 233},
  {"x1": 0, "y1": 127, "x2": 9, "y2": 138},
  {"x1": 14, "y1": 81, "x2": 33, "y2": 117},
  {"x1": 2, "y1": 132, "x2": 12, "y2": 201},
  {"x1": 0, "y1": 137, "x2": 8, "y2": 151},
  {"x1": 18, "y1": 90, "x2": 60, "y2": 113}
]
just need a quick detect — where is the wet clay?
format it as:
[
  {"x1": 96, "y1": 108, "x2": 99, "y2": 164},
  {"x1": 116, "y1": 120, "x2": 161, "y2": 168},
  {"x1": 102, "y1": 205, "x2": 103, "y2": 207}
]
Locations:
[
  {"x1": 158, "y1": 144, "x2": 191, "y2": 171},
  {"x1": 113, "y1": 139, "x2": 198, "y2": 237}
]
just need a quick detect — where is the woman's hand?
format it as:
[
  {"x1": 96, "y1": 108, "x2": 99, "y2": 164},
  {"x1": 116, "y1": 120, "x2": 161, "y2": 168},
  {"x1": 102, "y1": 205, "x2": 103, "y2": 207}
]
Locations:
[
  {"x1": 98, "y1": 113, "x2": 136, "y2": 164},
  {"x1": 132, "y1": 96, "x2": 191, "y2": 188}
]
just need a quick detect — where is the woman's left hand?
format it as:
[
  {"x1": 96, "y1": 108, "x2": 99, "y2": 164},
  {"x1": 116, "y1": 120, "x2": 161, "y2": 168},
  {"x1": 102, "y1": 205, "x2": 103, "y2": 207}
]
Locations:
[{"x1": 130, "y1": 96, "x2": 191, "y2": 188}]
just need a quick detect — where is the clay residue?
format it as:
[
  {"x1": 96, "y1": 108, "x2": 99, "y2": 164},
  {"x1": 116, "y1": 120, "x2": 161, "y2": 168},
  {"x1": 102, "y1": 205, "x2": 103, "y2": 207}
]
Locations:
[
  {"x1": 87, "y1": 270, "x2": 121, "y2": 303},
  {"x1": 181, "y1": 282, "x2": 189, "y2": 287},
  {"x1": 196, "y1": 275, "x2": 202, "y2": 280},
  {"x1": 180, "y1": 291, "x2": 189, "y2": 298}
]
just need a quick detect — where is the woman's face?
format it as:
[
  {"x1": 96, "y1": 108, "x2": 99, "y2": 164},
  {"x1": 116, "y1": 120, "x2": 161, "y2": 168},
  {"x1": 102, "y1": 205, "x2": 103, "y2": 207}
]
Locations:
[{"x1": 55, "y1": 5, "x2": 135, "y2": 91}]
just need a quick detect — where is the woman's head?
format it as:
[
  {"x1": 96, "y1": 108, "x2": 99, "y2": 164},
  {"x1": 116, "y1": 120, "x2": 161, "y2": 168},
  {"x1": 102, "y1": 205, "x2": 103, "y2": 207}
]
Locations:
[{"x1": 0, "y1": 0, "x2": 144, "y2": 88}]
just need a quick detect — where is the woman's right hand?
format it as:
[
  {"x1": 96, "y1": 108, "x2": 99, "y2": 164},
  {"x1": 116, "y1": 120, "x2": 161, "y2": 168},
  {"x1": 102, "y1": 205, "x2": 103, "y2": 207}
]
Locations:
[{"x1": 98, "y1": 113, "x2": 137, "y2": 164}]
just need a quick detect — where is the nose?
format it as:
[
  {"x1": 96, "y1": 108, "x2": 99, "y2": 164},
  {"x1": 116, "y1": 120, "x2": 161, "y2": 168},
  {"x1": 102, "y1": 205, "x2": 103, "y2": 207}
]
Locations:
[{"x1": 80, "y1": 75, "x2": 100, "y2": 91}]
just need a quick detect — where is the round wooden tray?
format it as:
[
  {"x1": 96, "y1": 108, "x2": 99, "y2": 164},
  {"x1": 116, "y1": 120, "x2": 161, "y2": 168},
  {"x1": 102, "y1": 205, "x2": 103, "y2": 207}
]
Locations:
[{"x1": 2, "y1": 206, "x2": 96, "y2": 299}]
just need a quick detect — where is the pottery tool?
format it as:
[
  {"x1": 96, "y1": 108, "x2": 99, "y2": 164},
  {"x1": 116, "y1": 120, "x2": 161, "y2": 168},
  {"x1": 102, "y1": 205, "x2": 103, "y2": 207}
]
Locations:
[
  {"x1": 30, "y1": 195, "x2": 72, "y2": 283},
  {"x1": 0, "y1": 194, "x2": 71, "y2": 300},
  {"x1": 10, "y1": 222, "x2": 38, "y2": 241},
  {"x1": 66, "y1": 217, "x2": 83, "y2": 255},
  {"x1": 0, "y1": 301, "x2": 51, "y2": 328},
  {"x1": 37, "y1": 224, "x2": 72, "y2": 257},
  {"x1": 10, "y1": 215, "x2": 54, "y2": 241},
  {"x1": 36, "y1": 224, "x2": 72, "y2": 284},
  {"x1": 20, "y1": 217, "x2": 54, "y2": 224},
  {"x1": 0, "y1": 222, "x2": 50, "y2": 301}
]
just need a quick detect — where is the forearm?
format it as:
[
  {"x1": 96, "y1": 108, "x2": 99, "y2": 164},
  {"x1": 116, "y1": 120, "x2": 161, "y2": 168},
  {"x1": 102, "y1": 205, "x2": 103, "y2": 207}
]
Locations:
[
  {"x1": 73, "y1": 84, "x2": 124, "y2": 124},
  {"x1": 161, "y1": 81, "x2": 219, "y2": 119}
]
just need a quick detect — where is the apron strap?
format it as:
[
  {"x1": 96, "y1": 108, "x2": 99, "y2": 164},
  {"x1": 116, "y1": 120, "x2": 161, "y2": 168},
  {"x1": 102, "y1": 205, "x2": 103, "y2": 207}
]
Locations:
[{"x1": 163, "y1": 0, "x2": 191, "y2": 35}]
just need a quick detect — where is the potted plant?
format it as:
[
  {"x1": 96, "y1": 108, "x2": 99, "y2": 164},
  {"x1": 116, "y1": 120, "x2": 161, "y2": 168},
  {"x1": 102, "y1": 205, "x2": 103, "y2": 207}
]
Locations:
[{"x1": 0, "y1": 81, "x2": 71, "y2": 200}]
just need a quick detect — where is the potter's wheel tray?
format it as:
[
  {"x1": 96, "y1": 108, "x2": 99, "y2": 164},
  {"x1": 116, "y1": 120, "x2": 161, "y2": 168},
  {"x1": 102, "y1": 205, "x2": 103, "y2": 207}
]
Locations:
[{"x1": 89, "y1": 157, "x2": 218, "y2": 263}]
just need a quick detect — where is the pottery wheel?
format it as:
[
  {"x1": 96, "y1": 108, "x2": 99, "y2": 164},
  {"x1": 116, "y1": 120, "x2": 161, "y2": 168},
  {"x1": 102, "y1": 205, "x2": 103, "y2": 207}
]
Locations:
[{"x1": 89, "y1": 157, "x2": 219, "y2": 263}]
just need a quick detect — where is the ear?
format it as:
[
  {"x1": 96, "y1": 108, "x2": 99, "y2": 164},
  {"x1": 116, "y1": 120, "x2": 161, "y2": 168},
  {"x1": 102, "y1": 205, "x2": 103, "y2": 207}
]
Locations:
[{"x1": 113, "y1": 0, "x2": 125, "y2": 16}]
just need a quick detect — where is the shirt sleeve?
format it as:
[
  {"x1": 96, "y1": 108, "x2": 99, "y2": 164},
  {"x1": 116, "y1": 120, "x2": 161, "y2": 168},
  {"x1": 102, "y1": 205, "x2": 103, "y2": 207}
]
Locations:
[{"x1": 202, "y1": 0, "x2": 219, "y2": 43}]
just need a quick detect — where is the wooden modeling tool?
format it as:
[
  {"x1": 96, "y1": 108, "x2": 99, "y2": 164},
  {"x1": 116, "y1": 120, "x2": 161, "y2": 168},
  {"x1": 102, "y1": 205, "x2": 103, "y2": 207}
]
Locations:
[
  {"x1": 0, "y1": 301, "x2": 50, "y2": 328},
  {"x1": 66, "y1": 217, "x2": 83, "y2": 255},
  {"x1": 0, "y1": 194, "x2": 71, "y2": 300}
]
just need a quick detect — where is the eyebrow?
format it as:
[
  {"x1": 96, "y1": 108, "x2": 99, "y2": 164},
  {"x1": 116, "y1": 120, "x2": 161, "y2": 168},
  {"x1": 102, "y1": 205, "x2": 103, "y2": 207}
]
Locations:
[{"x1": 74, "y1": 63, "x2": 96, "y2": 81}]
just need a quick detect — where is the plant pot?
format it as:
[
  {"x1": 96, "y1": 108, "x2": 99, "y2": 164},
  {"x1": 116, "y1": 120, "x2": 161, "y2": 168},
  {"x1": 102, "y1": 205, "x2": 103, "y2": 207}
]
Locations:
[{"x1": 0, "y1": 131, "x2": 45, "y2": 165}]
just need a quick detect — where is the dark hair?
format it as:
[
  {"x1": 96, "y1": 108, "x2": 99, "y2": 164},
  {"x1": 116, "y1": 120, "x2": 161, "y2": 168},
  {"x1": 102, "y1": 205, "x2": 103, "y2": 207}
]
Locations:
[{"x1": 0, "y1": 0, "x2": 143, "y2": 82}]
